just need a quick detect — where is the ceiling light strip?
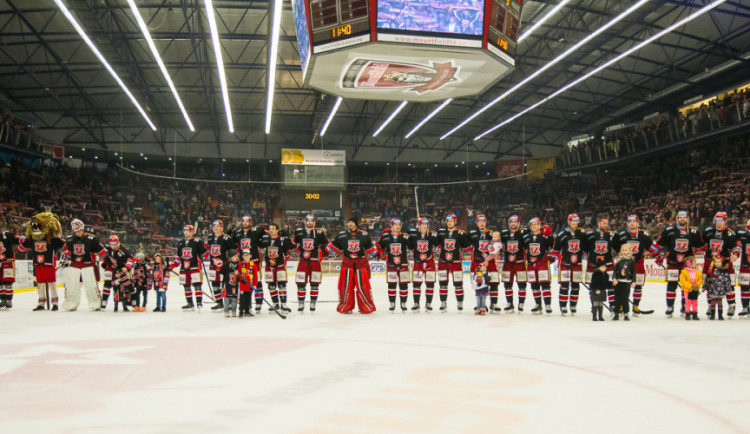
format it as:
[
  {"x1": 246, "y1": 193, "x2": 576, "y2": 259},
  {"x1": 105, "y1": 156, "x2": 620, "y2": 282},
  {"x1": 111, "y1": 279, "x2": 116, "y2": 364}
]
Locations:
[
  {"x1": 265, "y1": 0, "x2": 283, "y2": 134},
  {"x1": 405, "y1": 98, "x2": 453, "y2": 139},
  {"x1": 205, "y1": 0, "x2": 234, "y2": 133},
  {"x1": 320, "y1": 96, "x2": 343, "y2": 137},
  {"x1": 373, "y1": 101, "x2": 408, "y2": 137},
  {"x1": 517, "y1": 0, "x2": 575, "y2": 43}
]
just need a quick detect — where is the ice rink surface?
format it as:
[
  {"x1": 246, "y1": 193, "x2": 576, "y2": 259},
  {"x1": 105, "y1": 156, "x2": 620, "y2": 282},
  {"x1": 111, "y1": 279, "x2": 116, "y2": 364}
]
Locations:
[{"x1": 1, "y1": 277, "x2": 749, "y2": 434}]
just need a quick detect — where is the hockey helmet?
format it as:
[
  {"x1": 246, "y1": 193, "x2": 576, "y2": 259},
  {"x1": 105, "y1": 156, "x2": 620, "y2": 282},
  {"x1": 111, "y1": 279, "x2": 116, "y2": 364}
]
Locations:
[
  {"x1": 212, "y1": 220, "x2": 223, "y2": 228},
  {"x1": 305, "y1": 214, "x2": 315, "y2": 221},
  {"x1": 677, "y1": 210, "x2": 689, "y2": 218},
  {"x1": 476, "y1": 214, "x2": 487, "y2": 222},
  {"x1": 390, "y1": 218, "x2": 401, "y2": 227},
  {"x1": 529, "y1": 217, "x2": 541, "y2": 225},
  {"x1": 242, "y1": 216, "x2": 253, "y2": 224},
  {"x1": 183, "y1": 225, "x2": 196, "y2": 233},
  {"x1": 445, "y1": 214, "x2": 457, "y2": 222},
  {"x1": 627, "y1": 215, "x2": 639, "y2": 222},
  {"x1": 714, "y1": 211, "x2": 728, "y2": 222},
  {"x1": 508, "y1": 215, "x2": 519, "y2": 222},
  {"x1": 567, "y1": 214, "x2": 580, "y2": 222},
  {"x1": 418, "y1": 218, "x2": 429, "y2": 226},
  {"x1": 108, "y1": 235, "x2": 119, "y2": 245},
  {"x1": 71, "y1": 218, "x2": 85, "y2": 233}
]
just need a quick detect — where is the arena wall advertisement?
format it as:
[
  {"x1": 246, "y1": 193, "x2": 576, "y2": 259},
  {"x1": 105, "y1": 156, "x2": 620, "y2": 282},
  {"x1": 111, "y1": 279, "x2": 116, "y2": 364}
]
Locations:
[{"x1": 10, "y1": 256, "x2": 740, "y2": 293}]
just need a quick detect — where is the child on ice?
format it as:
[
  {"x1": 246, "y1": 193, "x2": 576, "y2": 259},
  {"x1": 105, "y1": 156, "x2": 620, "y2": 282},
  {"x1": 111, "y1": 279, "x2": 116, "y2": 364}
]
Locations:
[
  {"x1": 679, "y1": 256, "x2": 702, "y2": 320},
  {"x1": 473, "y1": 263, "x2": 489, "y2": 315}
]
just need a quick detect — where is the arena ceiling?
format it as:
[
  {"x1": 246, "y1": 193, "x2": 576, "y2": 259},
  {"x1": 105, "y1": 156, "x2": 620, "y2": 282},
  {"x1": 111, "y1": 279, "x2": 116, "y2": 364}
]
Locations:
[{"x1": 0, "y1": 0, "x2": 748, "y2": 163}]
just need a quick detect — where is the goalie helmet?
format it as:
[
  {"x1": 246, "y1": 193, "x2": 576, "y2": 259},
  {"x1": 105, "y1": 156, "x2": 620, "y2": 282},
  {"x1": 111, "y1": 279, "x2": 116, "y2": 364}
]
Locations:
[{"x1": 71, "y1": 219, "x2": 85, "y2": 233}]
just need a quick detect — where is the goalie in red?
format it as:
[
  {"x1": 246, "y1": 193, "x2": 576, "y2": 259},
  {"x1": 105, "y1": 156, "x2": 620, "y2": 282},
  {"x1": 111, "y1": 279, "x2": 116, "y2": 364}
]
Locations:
[{"x1": 326, "y1": 217, "x2": 378, "y2": 314}]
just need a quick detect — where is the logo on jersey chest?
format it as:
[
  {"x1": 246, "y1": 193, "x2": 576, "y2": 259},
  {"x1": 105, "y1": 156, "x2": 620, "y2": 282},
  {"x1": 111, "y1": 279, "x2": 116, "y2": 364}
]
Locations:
[
  {"x1": 348, "y1": 239, "x2": 361, "y2": 253},
  {"x1": 529, "y1": 243, "x2": 540, "y2": 256},
  {"x1": 210, "y1": 245, "x2": 221, "y2": 256},
  {"x1": 479, "y1": 240, "x2": 489, "y2": 252},
  {"x1": 594, "y1": 241, "x2": 608, "y2": 255},
  {"x1": 710, "y1": 240, "x2": 723, "y2": 252},
  {"x1": 506, "y1": 241, "x2": 519, "y2": 253},
  {"x1": 568, "y1": 240, "x2": 580, "y2": 253},
  {"x1": 181, "y1": 248, "x2": 193, "y2": 259},
  {"x1": 74, "y1": 244, "x2": 85, "y2": 255},
  {"x1": 675, "y1": 239, "x2": 689, "y2": 253},
  {"x1": 303, "y1": 238, "x2": 314, "y2": 251},
  {"x1": 390, "y1": 243, "x2": 402, "y2": 256},
  {"x1": 417, "y1": 240, "x2": 430, "y2": 253},
  {"x1": 240, "y1": 239, "x2": 251, "y2": 250},
  {"x1": 627, "y1": 241, "x2": 640, "y2": 254},
  {"x1": 444, "y1": 239, "x2": 455, "y2": 251},
  {"x1": 268, "y1": 246, "x2": 279, "y2": 259},
  {"x1": 35, "y1": 242, "x2": 47, "y2": 252}
]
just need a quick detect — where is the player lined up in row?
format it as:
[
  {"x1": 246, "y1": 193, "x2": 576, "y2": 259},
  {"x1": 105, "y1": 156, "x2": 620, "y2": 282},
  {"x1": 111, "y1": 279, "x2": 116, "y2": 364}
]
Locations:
[{"x1": 1, "y1": 211, "x2": 748, "y2": 320}]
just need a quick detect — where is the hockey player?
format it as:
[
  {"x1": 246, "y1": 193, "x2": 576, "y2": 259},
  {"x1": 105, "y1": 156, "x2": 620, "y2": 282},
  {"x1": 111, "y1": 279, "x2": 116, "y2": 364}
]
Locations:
[
  {"x1": 551, "y1": 214, "x2": 589, "y2": 316},
  {"x1": 294, "y1": 214, "x2": 328, "y2": 312},
  {"x1": 617, "y1": 215, "x2": 654, "y2": 316},
  {"x1": 18, "y1": 230, "x2": 66, "y2": 311},
  {"x1": 104, "y1": 235, "x2": 135, "y2": 312},
  {"x1": 206, "y1": 220, "x2": 236, "y2": 311},
  {"x1": 701, "y1": 212, "x2": 741, "y2": 317},
  {"x1": 408, "y1": 218, "x2": 438, "y2": 311},
  {"x1": 326, "y1": 217, "x2": 378, "y2": 314},
  {"x1": 379, "y1": 218, "x2": 411, "y2": 312},
  {"x1": 436, "y1": 214, "x2": 471, "y2": 312},
  {"x1": 468, "y1": 215, "x2": 501, "y2": 312},
  {"x1": 261, "y1": 223, "x2": 295, "y2": 313},
  {"x1": 650, "y1": 210, "x2": 705, "y2": 317},
  {"x1": 737, "y1": 219, "x2": 750, "y2": 318},
  {"x1": 149, "y1": 253, "x2": 169, "y2": 312},
  {"x1": 524, "y1": 218, "x2": 555, "y2": 315},
  {"x1": 61, "y1": 219, "x2": 106, "y2": 311},
  {"x1": 233, "y1": 216, "x2": 267, "y2": 314},
  {"x1": 585, "y1": 213, "x2": 620, "y2": 312},
  {"x1": 0, "y1": 228, "x2": 20, "y2": 309},
  {"x1": 500, "y1": 215, "x2": 528, "y2": 313},
  {"x1": 0, "y1": 227, "x2": 20, "y2": 309},
  {"x1": 131, "y1": 253, "x2": 149, "y2": 312},
  {"x1": 171, "y1": 225, "x2": 207, "y2": 310}
]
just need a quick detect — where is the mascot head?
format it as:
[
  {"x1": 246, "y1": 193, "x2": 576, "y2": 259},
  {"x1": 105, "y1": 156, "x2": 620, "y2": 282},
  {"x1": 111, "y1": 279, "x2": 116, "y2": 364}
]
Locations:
[{"x1": 25, "y1": 212, "x2": 62, "y2": 242}]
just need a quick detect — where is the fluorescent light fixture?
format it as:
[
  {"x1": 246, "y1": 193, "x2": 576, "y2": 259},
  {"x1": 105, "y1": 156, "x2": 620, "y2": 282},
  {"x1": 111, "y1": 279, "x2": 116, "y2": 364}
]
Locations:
[
  {"x1": 518, "y1": 0, "x2": 574, "y2": 43},
  {"x1": 53, "y1": 0, "x2": 156, "y2": 131},
  {"x1": 373, "y1": 101, "x2": 408, "y2": 137},
  {"x1": 205, "y1": 0, "x2": 234, "y2": 133},
  {"x1": 405, "y1": 98, "x2": 453, "y2": 139},
  {"x1": 441, "y1": 0, "x2": 650, "y2": 140},
  {"x1": 265, "y1": 0, "x2": 283, "y2": 134},
  {"x1": 474, "y1": 0, "x2": 728, "y2": 140},
  {"x1": 126, "y1": 0, "x2": 194, "y2": 132},
  {"x1": 320, "y1": 96, "x2": 343, "y2": 137}
]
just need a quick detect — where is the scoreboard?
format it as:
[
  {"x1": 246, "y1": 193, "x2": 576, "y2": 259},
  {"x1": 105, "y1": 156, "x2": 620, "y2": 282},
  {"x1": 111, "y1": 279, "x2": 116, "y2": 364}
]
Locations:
[
  {"x1": 308, "y1": 0, "x2": 371, "y2": 52},
  {"x1": 487, "y1": 0, "x2": 524, "y2": 63}
]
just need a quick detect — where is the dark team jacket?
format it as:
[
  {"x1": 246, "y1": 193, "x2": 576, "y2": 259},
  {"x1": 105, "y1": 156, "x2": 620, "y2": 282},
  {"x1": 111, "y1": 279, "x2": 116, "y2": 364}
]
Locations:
[
  {"x1": 174, "y1": 237, "x2": 207, "y2": 271},
  {"x1": 63, "y1": 233, "x2": 107, "y2": 268},
  {"x1": 326, "y1": 229, "x2": 377, "y2": 260},
  {"x1": 206, "y1": 232, "x2": 236, "y2": 267},
  {"x1": 436, "y1": 228, "x2": 471, "y2": 264},
  {"x1": 408, "y1": 229, "x2": 438, "y2": 263},
  {"x1": 233, "y1": 227, "x2": 266, "y2": 262},
  {"x1": 702, "y1": 226, "x2": 741, "y2": 261},
  {"x1": 294, "y1": 227, "x2": 329, "y2": 262},
  {"x1": 132, "y1": 260, "x2": 149, "y2": 287},
  {"x1": 586, "y1": 230, "x2": 620, "y2": 266},
  {"x1": 523, "y1": 231, "x2": 553, "y2": 264},
  {"x1": 551, "y1": 228, "x2": 588, "y2": 266},
  {"x1": 18, "y1": 236, "x2": 66, "y2": 267},
  {"x1": 650, "y1": 224, "x2": 704, "y2": 266},
  {"x1": 378, "y1": 230, "x2": 410, "y2": 266},
  {"x1": 468, "y1": 228, "x2": 493, "y2": 263},
  {"x1": 613, "y1": 258, "x2": 637, "y2": 282},
  {"x1": 221, "y1": 261, "x2": 241, "y2": 296},
  {"x1": 105, "y1": 245, "x2": 134, "y2": 274},
  {"x1": 0, "y1": 231, "x2": 20, "y2": 262},
  {"x1": 617, "y1": 229, "x2": 653, "y2": 263},
  {"x1": 261, "y1": 235, "x2": 295, "y2": 267},
  {"x1": 501, "y1": 228, "x2": 528, "y2": 264},
  {"x1": 737, "y1": 229, "x2": 750, "y2": 268}
]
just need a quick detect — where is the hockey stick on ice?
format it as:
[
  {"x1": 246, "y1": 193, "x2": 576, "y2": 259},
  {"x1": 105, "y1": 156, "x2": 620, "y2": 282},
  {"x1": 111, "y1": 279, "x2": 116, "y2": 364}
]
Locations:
[
  {"x1": 199, "y1": 260, "x2": 216, "y2": 302},
  {"x1": 239, "y1": 275, "x2": 286, "y2": 319},
  {"x1": 580, "y1": 282, "x2": 611, "y2": 312}
]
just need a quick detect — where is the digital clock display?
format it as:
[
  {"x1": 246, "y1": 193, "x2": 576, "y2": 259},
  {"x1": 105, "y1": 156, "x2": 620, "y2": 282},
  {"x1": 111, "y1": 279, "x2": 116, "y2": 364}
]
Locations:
[
  {"x1": 488, "y1": 0, "x2": 524, "y2": 62},
  {"x1": 331, "y1": 24, "x2": 352, "y2": 39},
  {"x1": 305, "y1": 193, "x2": 321, "y2": 200},
  {"x1": 309, "y1": 0, "x2": 370, "y2": 48}
]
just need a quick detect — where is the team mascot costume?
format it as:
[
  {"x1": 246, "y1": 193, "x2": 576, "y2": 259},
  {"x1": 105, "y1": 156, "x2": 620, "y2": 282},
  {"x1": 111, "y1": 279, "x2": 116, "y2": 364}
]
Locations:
[{"x1": 18, "y1": 212, "x2": 65, "y2": 310}]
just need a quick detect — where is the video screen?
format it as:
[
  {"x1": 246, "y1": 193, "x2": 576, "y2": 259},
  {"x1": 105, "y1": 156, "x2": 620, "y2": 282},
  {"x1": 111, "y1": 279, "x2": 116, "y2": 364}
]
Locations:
[
  {"x1": 377, "y1": 0, "x2": 485, "y2": 36},
  {"x1": 292, "y1": 0, "x2": 311, "y2": 75}
]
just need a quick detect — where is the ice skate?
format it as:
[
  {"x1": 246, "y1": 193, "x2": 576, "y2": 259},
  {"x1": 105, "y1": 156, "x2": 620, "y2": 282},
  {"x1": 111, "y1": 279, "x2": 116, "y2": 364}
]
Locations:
[
  {"x1": 504, "y1": 304, "x2": 515, "y2": 314},
  {"x1": 33, "y1": 305, "x2": 45, "y2": 311},
  {"x1": 411, "y1": 303, "x2": 420, "y2": 311},
  {"x1": 389, "y1": 301, "x2": 396, "y2": 312},
  {"x1": 211, "y1": 300, "x2": 223, "y2": 311},
  {"x1": 489, "y1": 303, "x2": 501, "y2": 313},
  {"x1": 0, "y1": 300, "x2": 6, "y2": 309},
  {"x1": 280, "y1": 303, "x2": 292, "y2": 313},
  {"x1": 545, "y1": 305, "x2": 552, "y2": 315},
  {"x1": 400, "y1": 301, "x2": 407, "y2": 312},
  {"x1": 665, "y1": 306, "x2": 674, "y2": 318},
  {"x1": 309, "y1": 301, "x2": 316, "y2": 312},
  {"x1": 739, "y1": 307, "x2": 749, "y2": 319},
  {"x1": 531, "y1": 305, "x2": 542, "y2": 315},
  {"x1": 425, "y1": 302, "x2": 433, "y2": 311},
  {"x1": 439, "y1": 301, "x2": 447, "y2": 312},
  {"x1": 727, "y1": 305, "x2": 735, "y2": 318},
  {"x1": 196, "y1": 302, "x2": 203, "y2": 311},
  {"x1": 518, "y1": 302, "x2": 524, "y2": 313},
  {"x1": 5, "y1": 300, "x2": 11, "y2": 309},
  {"x1": 51, "y1": 304, "x2": 58, "y2": 311},
  {"x1": 560, "y1": 308, "x2": 567, "y2": 317},
  {"x1": 182, "y1": 303, "x2": 195, "y2": 311},
  {"x1": 298, "y1": 302, "x2": 305, "y2": 313},
  {"x1": 457, "y1": 301, "x2": 463, "y2": 311},
  {"x1": 570, "y1": 306, "x2": 576, "y2": 316},
  {"x1": 632, "y1": 305, "x2": 640, "y2": 317}
]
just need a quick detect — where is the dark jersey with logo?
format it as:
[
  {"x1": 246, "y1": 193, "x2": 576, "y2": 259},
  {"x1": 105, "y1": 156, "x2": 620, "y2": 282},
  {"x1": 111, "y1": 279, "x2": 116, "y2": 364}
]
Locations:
[
  {"x1": 0, "y1": 231, "x2": 20, "y2": 262},
  {"x1": 18, "y1": 237, "x2": 66, "y2": 267},
  {"x1": 523, "y1": 232, "x2": 553, "y2": 264},
  {"x1": 378, "y1": 230, "x2": 411, "y2": 266},
  {"x1": 436, "y1": 228, "x2": 470, "y2": 264},
  {"x1": 652, "y1": 225, "x2": 704, "y2": 266},
  {"x1": 585, "y1": 230, "x2": 620, "y2": 266},
  {"x1": 468, "y1": 228, "x2": 494, "y2": 263},
  {"x1": 552, "y1": 228, "x2": 588, "y2": 265},
  {"x1": 702, "y1": 226, "x2": 740, "y2": 261},
  {"x1": 206, "y1": 233, "x2": 236, "y2": 266},
  {"x1": 500, "y1": 228, "x2": 528, "y2": 264},
  {"x1": 232, "y1": 227, "x2": 266, "y2": 262},
  {"x1": 328, "y1": 230, "x2": 376, "y2": 260},
  {"x1": 617, "y1": 229, "x2": 653, "y2": 263},
  {"x1": 261, "y1": 235, "x2": 295, "y2": 267},
  {"x1": 63, "y1": 233, "x2": 106, "y2": 267},
  {"x1": 105, "y1": 245, "x2": 134, "y2": 272},
  {"x1": 737, "y1": 229, "x2": 750, "y2": 268},
  {"x1": 294, "y1": 227, "x2": 329, "y2": 262},
  {"x1": 176, "y1": 237, "x2": 207, "y2": 270},
  {"x1": 408, "y1": 229, "x2": 438, "y2": 263}
]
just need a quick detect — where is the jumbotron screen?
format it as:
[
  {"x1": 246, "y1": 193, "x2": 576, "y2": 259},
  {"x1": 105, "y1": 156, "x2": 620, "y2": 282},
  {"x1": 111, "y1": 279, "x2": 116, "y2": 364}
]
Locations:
[{"x1": 377, "y1": 0, "x2": 484, "y2": 36}]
